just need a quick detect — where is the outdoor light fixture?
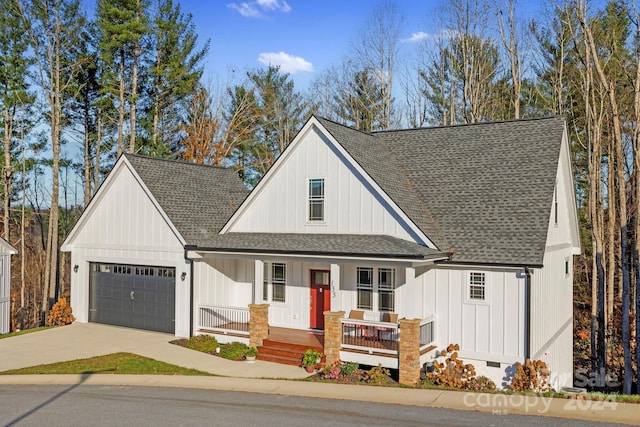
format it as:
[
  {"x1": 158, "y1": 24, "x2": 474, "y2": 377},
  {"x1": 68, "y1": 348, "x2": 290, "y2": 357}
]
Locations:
[
  {"x1": 73, "y1": 264, "x2": 79, "y2": 273},
  {"x1": 181, "y1": 272, "x2": 186, "y2": 281}
]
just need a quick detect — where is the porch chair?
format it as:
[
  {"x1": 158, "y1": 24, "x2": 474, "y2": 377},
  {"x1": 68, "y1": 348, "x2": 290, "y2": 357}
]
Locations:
[
  {"x1": 378, "y1": 312, "x2": 399, "y2": 341},
  {"x1": 344, "y1": 310, "x2": 364, "y2": 338}
]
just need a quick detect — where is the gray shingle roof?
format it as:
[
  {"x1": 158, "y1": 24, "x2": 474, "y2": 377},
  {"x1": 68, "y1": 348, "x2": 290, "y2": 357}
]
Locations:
[
  {"x1": 196, "y1": 233, "x2": 448, "y2": 259},
  {"x1": 315, "y1": 116, "x2": 565, "y2": 266},
  {"x1": 315, "y1": 117, "x2": 449, "y2": 249},
  {"x1": 124, "y1": 154, "x2": 249, "y2": 246}
]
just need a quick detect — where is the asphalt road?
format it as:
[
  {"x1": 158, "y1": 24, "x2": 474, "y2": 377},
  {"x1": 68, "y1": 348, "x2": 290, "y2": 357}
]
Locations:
[{"x1": 0, "y1": 385, "x2": 629, "y2": 427}]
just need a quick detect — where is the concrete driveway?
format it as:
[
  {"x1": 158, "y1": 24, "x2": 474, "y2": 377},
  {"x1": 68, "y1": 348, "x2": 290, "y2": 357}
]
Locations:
[{"x1": 0, "y1": 323, "x2": 309, "y2": 379}]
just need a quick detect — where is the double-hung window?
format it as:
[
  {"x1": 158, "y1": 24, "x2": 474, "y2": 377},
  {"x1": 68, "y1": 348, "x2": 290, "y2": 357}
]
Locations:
[
  {"x1": 378, "y1": 268, "x2": 395, "y2": 312},
  {"x1": 309, "y1": 178, "x2": 324, "y2": 221},
  {"x1": 469, "y1": 272, "x2": 486, "y2": 301},
  {"x1": 356, "y1": 267, "x2": 373, "y2": 310},
  {"x1": 263, "y1": 262, "x2": 286, "y2": 303},
  {"x1": 357, "y1": 267, "x2": 395, "y2": 312}
]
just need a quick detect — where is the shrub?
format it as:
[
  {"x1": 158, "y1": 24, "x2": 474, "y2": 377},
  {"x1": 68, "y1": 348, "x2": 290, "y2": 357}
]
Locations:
[
  {"x1": 219, "y1": 341, "x2": 249, "y2": 360},
  {"x1": 46, "y1": 298, "x2": 75, "y2": 326},
  {"x1": 432, "y1": 343, "x2": 476, "y2": 389},
  {"x1": 464, "y1": 375, "x2": 496, "y2": 391},
  {"x1": 364, "y1": 364, "x2": 391, "y2": 385},
  {"x1": 187, "y1": 334, "x2": 219, "y2": 353},
  {"x1": 509, "y1": 359, "x2": 551, "y2": 392},
  {"x1": 322, "y1": 359, "x2": 359, "y2": 379},
  {"x1": 245, "y1": 347, "x2": 258, "y2": 357}
]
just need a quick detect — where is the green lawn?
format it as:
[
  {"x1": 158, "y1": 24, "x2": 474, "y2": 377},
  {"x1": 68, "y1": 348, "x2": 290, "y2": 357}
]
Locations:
[
  {"x1": 0, "y1": 326, "x2": 50, "y2": 339},
  {"x1": 0, "y1": 352, "x2": 214, "y2": 376}
]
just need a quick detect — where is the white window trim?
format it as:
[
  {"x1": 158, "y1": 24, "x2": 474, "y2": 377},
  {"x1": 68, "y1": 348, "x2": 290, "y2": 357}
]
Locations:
[
  {"x1": 307, "y1": 177, "x2": 326, "y2": 224},
  {"x1": 356, "y1": 266, "x2": 397, "y2": 313},
  {"x1": 466, "y1": 271, "x2": 489, "y2": 304},
  {"x1": 263, "y1": 261, "x2": 287, "y2": 304}
]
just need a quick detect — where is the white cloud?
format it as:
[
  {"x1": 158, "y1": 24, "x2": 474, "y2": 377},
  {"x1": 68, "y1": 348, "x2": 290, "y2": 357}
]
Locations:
[
  {"x1": 402, "y1": 29, "x2": 459, "y2": 44},
  {"x1": 257, "y1": 0, "x2": 291, "y2": 12},
  {"x1": 228, "y1": 0, "x2": 291, "y2": 18},
  {"x1": 403, "y1": 32, "x2": 429, "y2": 43},
  {"x1": 257, "y1": 52, "x2": 313, "y2": 74},
  {"x1": 228, "y1": 2, "x2": 261, "y2": 18}
]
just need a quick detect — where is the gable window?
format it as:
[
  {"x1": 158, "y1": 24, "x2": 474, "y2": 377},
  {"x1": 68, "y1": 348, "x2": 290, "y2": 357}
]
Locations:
[
  {"x1": 356, "y1": 267, "x2": 373, "y2": 310},
  {"x1": 309, "y1": 178, "x2": 324, "y2": 221},
  {"x1": 378, "y1": 268, "x2": 395, "y2": 312},
  {"x1": 469, "y1": 272, "x2": 486, "y2": 301},
  {"x1": 263, "y1": 262, "x2": 286, "y2": 303}
]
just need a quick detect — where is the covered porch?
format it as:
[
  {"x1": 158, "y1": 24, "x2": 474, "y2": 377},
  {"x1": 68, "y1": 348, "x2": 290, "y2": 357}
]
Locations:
[{"x1": 195, "y1": 303, "x2": 437, "y2": 381}]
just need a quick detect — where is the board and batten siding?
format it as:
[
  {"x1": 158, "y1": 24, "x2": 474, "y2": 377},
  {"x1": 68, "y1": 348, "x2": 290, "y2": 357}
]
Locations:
[
  {"x1": 527, "y1": 136, "x2": 577, "y2": 390},
  {"x1": 0, "y1": 256, "x2": 10, "y2": 334},
  {"x1": 226, "y1": 127, "x2": 419, "y2": 242},
  {"x1": 194, "y1": 258, "x2": 254, "y2": 310},
  {"x1": 66, "y1": 163, "x2": 190, "y2": 337}
]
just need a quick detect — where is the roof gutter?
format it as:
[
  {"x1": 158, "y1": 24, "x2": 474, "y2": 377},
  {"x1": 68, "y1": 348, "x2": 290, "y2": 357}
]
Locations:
[
  {"x1": 185, "y1": 247, "x2": 450, "y2": 264},
  {"x1": 437, "y1": 260, "x2": 544, "y2": 269}
]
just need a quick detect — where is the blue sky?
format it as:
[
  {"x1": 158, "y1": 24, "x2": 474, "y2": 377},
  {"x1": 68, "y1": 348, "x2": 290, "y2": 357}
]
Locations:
[{"x1": 176, "y1": 0, "x2": 447, "y2": 91}]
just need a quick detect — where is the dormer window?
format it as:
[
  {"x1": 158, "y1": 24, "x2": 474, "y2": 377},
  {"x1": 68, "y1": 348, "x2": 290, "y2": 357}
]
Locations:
[{"x1": 309, "y1": 178, "x2": 324, "y2": 221}]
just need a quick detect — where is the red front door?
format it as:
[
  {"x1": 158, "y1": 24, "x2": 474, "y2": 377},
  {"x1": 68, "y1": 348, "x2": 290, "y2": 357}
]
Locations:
[{"x1": 310, "y1": 270, "x2": 331, "y2": 329}]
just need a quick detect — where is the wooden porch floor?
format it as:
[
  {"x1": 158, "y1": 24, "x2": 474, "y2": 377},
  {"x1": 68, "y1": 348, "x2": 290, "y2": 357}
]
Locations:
[{"x1": 267, "y1": 326, "x2": 324, "y2": 348}]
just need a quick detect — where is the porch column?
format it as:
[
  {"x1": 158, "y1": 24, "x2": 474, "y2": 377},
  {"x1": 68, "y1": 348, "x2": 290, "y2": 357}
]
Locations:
[
  {"x1": 399, "y1": 318, "x2": 421, "y2": 386},
  {"x1": 253, "y1": 260, "x2": 264, "y2": 304},
  {"x1": 330, "y1": 263, "x2": 340, "y2": 308},
  {"x1": 249, "y1": 303, "x2": 269, "y2": 347},
  {"x1": 323, "y1": 310, "x2": 346, "y2": 365}
]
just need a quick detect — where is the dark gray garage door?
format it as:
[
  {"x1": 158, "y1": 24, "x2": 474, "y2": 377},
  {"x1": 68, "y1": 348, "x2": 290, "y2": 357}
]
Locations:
[{"x1": 89, "y1": 263, "x2": 175, "y2": 334}]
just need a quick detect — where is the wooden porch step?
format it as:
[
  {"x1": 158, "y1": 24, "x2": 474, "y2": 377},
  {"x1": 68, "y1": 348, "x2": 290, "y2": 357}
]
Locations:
[
  {"x1": 261, "y1": 339, "x2": 322, "y2": 353},
  {"x1": 256, "y1": 353, "x2": 302, "y2": 366},
  {"x1": 257, "y1": 338, "x2": 323, "y2": 367}
]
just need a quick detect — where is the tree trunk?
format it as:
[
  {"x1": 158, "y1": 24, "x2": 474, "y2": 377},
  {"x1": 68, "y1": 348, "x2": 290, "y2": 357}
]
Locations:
[
  {"x1": 117, "y1": 50, "x2": 125, "y2": 157},
  {"x1": 83, "y1": 107, "x2": 91, "y2": 207},
  {"x1": 95, "y1": 112, "x2": 101, "y2": 191}
]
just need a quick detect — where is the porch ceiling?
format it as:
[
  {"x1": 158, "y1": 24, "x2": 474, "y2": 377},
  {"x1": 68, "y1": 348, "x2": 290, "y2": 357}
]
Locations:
[{"x1": 188, "y1": 232, "x2": 450, "y2": 261}]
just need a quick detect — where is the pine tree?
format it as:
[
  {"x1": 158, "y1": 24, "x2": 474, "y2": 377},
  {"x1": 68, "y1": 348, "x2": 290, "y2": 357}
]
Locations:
[
  {"x1": 0, "y1": 0, "x2": 33, "y2": 241},
  {"x1": 96, "y1": 0, "x2": 149, "y2": 156},
  {"x1": 142, "y1": 0, "x2": 208, "y2": 157}
]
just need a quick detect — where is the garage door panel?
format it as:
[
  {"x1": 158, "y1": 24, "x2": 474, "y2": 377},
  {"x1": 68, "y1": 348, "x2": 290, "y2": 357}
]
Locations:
[{"x1": 89, "y1": 263, "x2": 175, "y2": 334}]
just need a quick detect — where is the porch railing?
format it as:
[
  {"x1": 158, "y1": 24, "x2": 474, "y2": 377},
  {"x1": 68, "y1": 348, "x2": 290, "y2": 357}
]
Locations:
[
  {"x1": 420, "y1": 316, "x2": 436, "y2": 351},
  {"x1": 340, "y1": 318, "x2": 399, "y2": 355},
  {"x1": 198, "y1": 305, "x2": 250, "y2": 336}
]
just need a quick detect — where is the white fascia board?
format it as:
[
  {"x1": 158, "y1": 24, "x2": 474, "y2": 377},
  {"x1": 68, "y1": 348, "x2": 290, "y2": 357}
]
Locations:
[
  {"x1": 221, "y1": 116, "x2": 435, "y2": 249},
  {"x1": 562, "y1": 123, "x2": 582, "y2": 255},
  {"x1": 187, "y1": 248, "x2": 447, "y2": 267},
  {"x1": 315, "y1": 123, "x2": 436, "y2": 249},
  {"x1": 61, "y1": 155, "x2": 186, "y2": 251},
  {"x1": 61, "y1": 156, "x2": 130, "y2": 251},
  {"x1": 0, "y1": 237, "x2": 17, "y2": 254},
  {"x1": 220, "y1": 117, "x2": 318, "y2": 234}
]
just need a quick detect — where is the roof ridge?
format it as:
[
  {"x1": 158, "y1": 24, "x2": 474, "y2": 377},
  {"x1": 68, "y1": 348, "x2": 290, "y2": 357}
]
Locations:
[
  {"x1": 313, "y1": 115, "x2": 375, "y2": 137},
  {"x1": 123, "y1": 153, "x2": 234, "y2": 172},
  {"x1": 371, "y1": 115, "x2": 563, "y2": 134}
]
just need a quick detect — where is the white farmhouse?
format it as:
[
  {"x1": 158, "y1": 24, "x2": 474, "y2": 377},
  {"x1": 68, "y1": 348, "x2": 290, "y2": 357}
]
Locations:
[{"x1": 62, "y1": 115, "x2": 580, "y2": 388}]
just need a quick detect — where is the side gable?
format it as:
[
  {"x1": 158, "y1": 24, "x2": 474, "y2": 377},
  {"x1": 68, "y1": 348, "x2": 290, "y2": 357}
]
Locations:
[
  {"x1": 61, "y1": 156, "x2": 185, "y2": 251},
  {"x1": 222, "y1": 116, "x2": 437, "y2": 248},
  {"x1": 379, "y1": 116, "x2": 566, "y2": 266},
  {"x1": 0, "y1": 237, "x2": 17, "y2": 255},
  {"x1": 545, "y1": 122, "x2": 581, "y2": 254}
]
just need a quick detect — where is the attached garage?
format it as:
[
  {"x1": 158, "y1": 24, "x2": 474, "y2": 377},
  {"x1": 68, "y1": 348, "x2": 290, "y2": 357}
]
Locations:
[
  {"x1": 61, "y1": 154, "x2": 249, "y2": 337},
  {"x1": 89, "y1": 263, "x2": 176, "y2": 334}
]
